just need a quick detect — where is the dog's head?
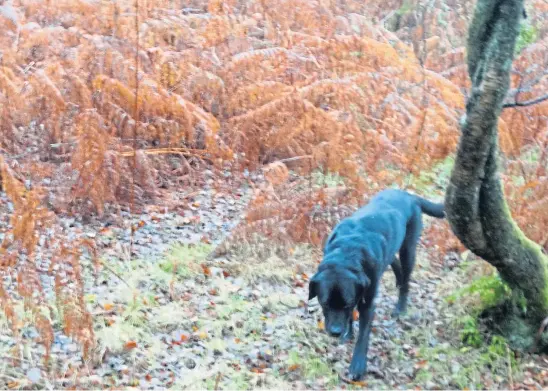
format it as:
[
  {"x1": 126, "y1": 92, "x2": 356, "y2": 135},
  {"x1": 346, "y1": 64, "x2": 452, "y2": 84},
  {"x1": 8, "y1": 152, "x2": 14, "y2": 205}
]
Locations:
[{"x1": 308, "y1": 267, "x2": 368, "y2": 340}]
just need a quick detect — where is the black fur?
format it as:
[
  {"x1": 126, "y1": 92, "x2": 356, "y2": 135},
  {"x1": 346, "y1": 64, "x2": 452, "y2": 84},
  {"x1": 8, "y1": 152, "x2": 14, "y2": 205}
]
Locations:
[{"x1": 308, "y1": 189, "x2": 445, "y2": 381}]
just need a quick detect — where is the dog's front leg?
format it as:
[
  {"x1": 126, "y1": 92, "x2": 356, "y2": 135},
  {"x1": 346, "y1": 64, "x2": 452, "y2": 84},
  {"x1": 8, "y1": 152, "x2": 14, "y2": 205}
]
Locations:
[
  {"x1": 347, "y1": 299, "x2": 375, "y2": 381},
  {"x1": 340, "y1": 314, "x2": 355, "y2": 343}
]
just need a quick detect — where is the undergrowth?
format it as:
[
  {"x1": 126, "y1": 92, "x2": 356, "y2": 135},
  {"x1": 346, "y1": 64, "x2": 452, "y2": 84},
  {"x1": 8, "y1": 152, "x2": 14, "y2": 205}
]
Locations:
[{"x1": 0, "y1": 0, "x2": 547, "y2": 381}]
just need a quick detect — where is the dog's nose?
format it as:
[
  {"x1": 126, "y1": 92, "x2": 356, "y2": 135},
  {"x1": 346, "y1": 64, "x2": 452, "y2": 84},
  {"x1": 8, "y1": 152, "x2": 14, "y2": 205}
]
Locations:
[{"x1": 328, "y1": 325, "x2": 343, "y2": 337}]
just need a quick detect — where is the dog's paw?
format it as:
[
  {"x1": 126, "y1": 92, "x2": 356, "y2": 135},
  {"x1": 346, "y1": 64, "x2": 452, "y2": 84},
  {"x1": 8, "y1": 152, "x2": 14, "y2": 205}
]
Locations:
[
  {"x1": 392, "y1": 303, "x2": 407, "y2": 319},
  {"x1": 391, "y1": 307, "x2": 402, "y2": 319},
  {"x1": 340, "y1": 330, "x2": 354, "y2": 344},
  {"x1": 347, "y1": 357, "x2": 367, "y2": 381}
]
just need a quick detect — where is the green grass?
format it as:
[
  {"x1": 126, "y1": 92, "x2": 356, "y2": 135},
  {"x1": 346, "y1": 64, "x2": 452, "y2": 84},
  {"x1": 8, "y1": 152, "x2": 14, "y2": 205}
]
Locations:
[
  {"x1": 159, "y1": 242, "x2": 213, "y2": 278},
  {"x1": 396, "y1": 0, "x2": 413, "y2": 16},
  {"x1": 407, "y1": 155, "x2": 454, "y2": 195},
  {"x1": 311, "y1": 169, "x2": 346, "y2": 188},
  {"x1": 447, "y1": 273, "x2": 512, "y2": 313},
  {"x1": 286, "y1": 349, "x2": 338, "y2": 385},
  {"x1": 413, "y1": 333, "x2": 514, "y2": 389}
]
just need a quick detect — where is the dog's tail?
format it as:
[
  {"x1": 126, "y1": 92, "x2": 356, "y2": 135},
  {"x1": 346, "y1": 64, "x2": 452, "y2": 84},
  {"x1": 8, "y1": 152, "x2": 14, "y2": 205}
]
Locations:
[{"x1": 414, "y1": 195, "x2": 445, "y2": 218}]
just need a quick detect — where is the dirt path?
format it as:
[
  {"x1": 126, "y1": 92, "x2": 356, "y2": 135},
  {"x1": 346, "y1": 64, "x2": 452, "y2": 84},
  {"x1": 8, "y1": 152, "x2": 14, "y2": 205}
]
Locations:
[{"x1": 1, "y1": 183, "x2": 547, "y2": 390}]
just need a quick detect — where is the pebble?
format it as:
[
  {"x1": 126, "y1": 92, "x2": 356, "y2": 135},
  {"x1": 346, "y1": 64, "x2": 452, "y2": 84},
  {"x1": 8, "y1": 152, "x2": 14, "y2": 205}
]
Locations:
[{"x1": 66, "y1": 343, "x2": 79, "y2": 353}]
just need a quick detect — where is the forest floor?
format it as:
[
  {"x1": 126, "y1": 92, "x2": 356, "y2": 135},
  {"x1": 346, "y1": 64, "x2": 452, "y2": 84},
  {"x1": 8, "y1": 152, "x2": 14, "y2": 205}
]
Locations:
[{"x1": 0, "y1": 172, "x2": 547, "y2": 390}]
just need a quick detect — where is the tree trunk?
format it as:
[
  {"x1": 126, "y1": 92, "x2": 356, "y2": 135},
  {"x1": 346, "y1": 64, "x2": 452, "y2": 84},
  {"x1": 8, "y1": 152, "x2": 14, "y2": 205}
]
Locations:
[{"x1": 444, "y1": 0, "x2": 548, "y2": 349}]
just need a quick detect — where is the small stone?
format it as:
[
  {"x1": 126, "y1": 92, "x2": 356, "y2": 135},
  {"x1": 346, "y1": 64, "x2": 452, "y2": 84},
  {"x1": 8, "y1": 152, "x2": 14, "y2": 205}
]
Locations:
[
  {"x1": 27, "y1": 367, "x2": 41, "y2": 383},
  {"x1": 184, "y1": 358, "x2": 196, "y2": 369},
  {"x1": 451, "y1": 362, "x2": 461, "y2": 374},
  {"x1": 66, "y1": 343, "x2": 79, "y2": 353}
]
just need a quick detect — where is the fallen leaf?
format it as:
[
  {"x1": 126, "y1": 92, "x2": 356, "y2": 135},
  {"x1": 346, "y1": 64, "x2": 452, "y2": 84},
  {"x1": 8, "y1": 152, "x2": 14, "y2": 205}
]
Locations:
[
  {"x1": 103, "y1": 303, "x2": 114, "y2": 311},
  {"x1": 222, "y1": 270, "x2": 230, "y2": 278},
  {"x1": 353, "y1": 310, "x2": 359, "y2": 321},
  {"x1": 197, "y1": 331, "x2": 208, "y2": 340},
  {"x1": 415, "y1": 359, "x2": 429, "y2": 369},
  {"x1": 99, "y1": 227, "x2": 113, "y2": 235},
  {"x1": 318, "y1": 321, "x2": 325, "y2": 330},
  {"x1": 339, "y1": 372, "x2": 367, "y2": 387},
  {"x1": 263, "y1": 161, "x2": 289, "y2": 186},
  {"x1": 287, "y1": 364, "x2": 300, "y2": 372},
  {"x1": 182, "y1": 293, "x2": 192, "y2": 301},
  {"x1": 131, "y1": 221, "x2": 146, "y2": 232},
  {"x1": 124, "y1": 341, "x2": 138, "y2": 350},
  {"x1": 201, "y1": 264, "x2": 211, "y2": 276},
  {"x1": 180, "y1": 334, "x2": 189, "y2": 342}
]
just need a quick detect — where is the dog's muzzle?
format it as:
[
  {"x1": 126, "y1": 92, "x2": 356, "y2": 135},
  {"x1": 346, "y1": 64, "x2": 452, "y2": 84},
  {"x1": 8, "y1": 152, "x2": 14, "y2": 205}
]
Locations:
[
  {"x1": 325, "y1": 311, "x2": 352, "y2": 341},
  {"x1": 328, "y1": 324, "x2": 344, "y2": 337}
]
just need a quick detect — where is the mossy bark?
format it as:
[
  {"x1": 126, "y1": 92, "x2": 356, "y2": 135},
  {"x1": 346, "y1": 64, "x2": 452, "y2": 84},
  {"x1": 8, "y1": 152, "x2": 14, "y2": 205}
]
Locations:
[{"x1": 445, "y1": 0, "x2": 548, "y2": 349}]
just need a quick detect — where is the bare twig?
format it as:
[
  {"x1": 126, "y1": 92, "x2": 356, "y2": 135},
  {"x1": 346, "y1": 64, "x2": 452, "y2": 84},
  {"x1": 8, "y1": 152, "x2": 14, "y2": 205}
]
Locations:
[
  {"x1": 506, "y1": 345, "x2": 514, "y2": 390},
  {"x1": 119, "y1": 147, "x2": 209, "y2": 158},
  {"x1": 213, "y1": 372, "x2": 222, "y2": 390},
  {"x1": 404, "y1": 0, "x2": 433, "y2": 189},
  {"x1": 503, "y1": 93, "x2": 548, "y2": 109},
  {"x1": 129, "y1": 0, "x2": 141, "y2": 263},
  {"x1": 182, "y1": 7, "x2": 204, "y2": 15},
  {"x1": 378, "y1": 10, "x2": 396, "y2": 27},
  {"x1": 275, "y1": 155, "x2": 313, "y2": 164},
  {"x1": 529, "y1": 315, "x2": 548, "y2": 353},
  {"x1": 98, "y1": 259, "x2": 131, "y2": 288}
]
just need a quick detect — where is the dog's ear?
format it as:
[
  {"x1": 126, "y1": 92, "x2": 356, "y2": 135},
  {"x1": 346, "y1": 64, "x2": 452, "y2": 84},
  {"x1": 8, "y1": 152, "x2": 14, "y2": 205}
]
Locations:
[
  {"x1": 354, "y1": 273, "x2": 370, "y2": 299},
  {"x1": 322, "y1": 232, "x2": 337, "y2": 252},
  {"x1": 308, "y1": 281, "x2": 317, "y2": 301},
  {"x1": 308, "y1": 272, "x2": 321, "y2": 301}
]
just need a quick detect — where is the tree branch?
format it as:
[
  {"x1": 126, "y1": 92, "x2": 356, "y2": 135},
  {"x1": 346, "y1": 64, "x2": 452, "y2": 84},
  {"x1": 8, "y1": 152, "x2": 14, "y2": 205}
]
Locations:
[{"x1": 503, "y1": 93, "x2": 548, "y2": 109}]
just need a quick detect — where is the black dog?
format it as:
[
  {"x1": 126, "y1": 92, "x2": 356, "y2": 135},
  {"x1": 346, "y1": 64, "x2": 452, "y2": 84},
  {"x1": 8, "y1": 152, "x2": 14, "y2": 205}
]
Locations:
[{"x1": 308, "y1": 189, "x2": 445, "y2": 381}]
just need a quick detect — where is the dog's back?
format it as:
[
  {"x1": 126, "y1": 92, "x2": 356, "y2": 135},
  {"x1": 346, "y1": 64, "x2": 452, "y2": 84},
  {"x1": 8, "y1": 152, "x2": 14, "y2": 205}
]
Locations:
[{"x1": 324, "y1": 189, "x2": 444, "y2": 266}]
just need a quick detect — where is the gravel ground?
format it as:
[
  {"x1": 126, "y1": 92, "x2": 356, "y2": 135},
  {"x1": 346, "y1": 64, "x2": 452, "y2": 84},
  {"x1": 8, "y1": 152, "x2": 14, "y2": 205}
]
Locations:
[{"x1": 0, "y1": 177, "x2": 547, "y2": 390}]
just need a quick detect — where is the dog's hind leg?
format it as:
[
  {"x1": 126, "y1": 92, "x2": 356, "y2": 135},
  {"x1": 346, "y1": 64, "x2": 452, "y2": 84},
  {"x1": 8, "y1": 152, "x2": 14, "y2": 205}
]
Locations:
[
  {"x1": 393, "y1": 209, "x2": 422, "y2": 317},
  {"x1": 391, "y1": 257, "x2": 403, "y2": 288}
]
